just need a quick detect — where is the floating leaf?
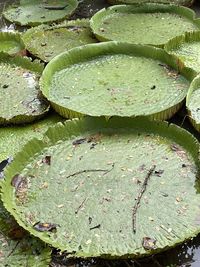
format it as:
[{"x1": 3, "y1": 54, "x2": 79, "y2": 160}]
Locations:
[
  {"x1": 3, "y1": 0, "x2": 78, "y2": 26},
  {"x1": 40, "y1": 42, "x2": 195, "y2": 120},
  {"x1": 0, "y1": 53, "x2": 49, "y2": 124},
  {"x1": 90, "y1": 4, "x2": 200, "y2": 47},
  {"x1": 22, "y1": 19, "x2": 97, "y2": 62},
  {"x1": 165, "y1": 31, "x2": 200, "y2": 73},
  {"x1": 1, "y1": 117, "x2": 200, "y2": 258},
  {"x1": 0, "y1": 32, "x2": 25, "y2": 56}
]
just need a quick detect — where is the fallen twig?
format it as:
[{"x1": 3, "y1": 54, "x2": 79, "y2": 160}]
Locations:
[
  {"x1": 66, "y1": 164, "x2": 115, "y2": 179},
  {"x1": 132, "y1": 165, "x2": 156, "y2": 233}
]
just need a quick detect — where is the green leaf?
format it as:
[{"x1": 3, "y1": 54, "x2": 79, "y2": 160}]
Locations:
[
  {"x1": 22, "y1": 19, "x2": 97, "y2": 62},
  {"x1": 164, "y1": 31, "x2": 200, "y2": 73},
  {"x1": 3, "y1": 0, "x2": 78, "y2": 26},
  {"x1": 0, "y1": 197, "x2": 51, "y2": 267},
  {"x1": 1, "y1": 117, "x2": 200, "y2": 258},
  {"x1": 0, "y1": 53, "x2": 49, "y2": 124},
  {"x1": 107, "y1": 0, "x2": 194, "y2": 6},
  {"x1": 0, "y1": 113, "x2": 64, "y2": 163},
  {"x1": 0, "y1": 32, "x2": 25, "y2": 55},
  {"x1": 186, "y1": 74, "x2": 200, "y2": 131},
  {"x1": 90, "y1": 3, "x2": 200, "y2": 47},
  {"x1": 40, "y1": 42, "x2": 195, "y2": 120}
]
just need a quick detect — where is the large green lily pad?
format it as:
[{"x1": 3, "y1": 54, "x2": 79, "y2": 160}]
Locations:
[
  {"x1": 1, "y1": 117, "x2": 200, "y2": 258},
  {"x1": 0, "y1": 53, "x2": 49, "y2": 125},
  {"x1": 0, "y1": 32, "x2": 25, "y2": 56},
  {"x1": 90, "y1": 4, "x2": 200, "y2": 47},
  {"x1": 107, "y1": 0, "x2": 194, "y2": 6},
  {"x1": 22, "y1": 19, "x2": 98, "y2": 62},
  {"x1": 40, "y1": 42, "x2": 195, "y2": 120},
  {"x1": 164, "y1": 31, "x2": 200, "y2": 73},
  {"x1": 186, "y1": 74, "x2": 200, "y2": 132},
  {"x1": 0, "y1": 113, "x2": 64, "y2": 164},
  {"x1": 0, "y1": 196, "x2": 51, "y2": 267},
  {"x1": 3, "y1": 0, "x2": 78, "y2": 26}
]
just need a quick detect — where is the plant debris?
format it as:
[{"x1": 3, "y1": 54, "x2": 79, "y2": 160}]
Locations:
[
  {"x1": 72, "y1": 138, "x2": 87, "y2": 146},
  {"x1": 33, "y1": 222, "x2": 59, "y2": 232},
  {"x1": 89, "y1": 224, "x2": 101, "y2": 230},
  {"x1": 66, "y1": 164, "x2": 115, "y2": 179},
  {"x1": 132, "y1": 165, "x2": 156, "y2": 233},
  {"x1": 142, "y1": 237, "x2": 157, "y2": 250},
  {"x1": 42, "y1": 155, "x2": 51, "y2": 165}
]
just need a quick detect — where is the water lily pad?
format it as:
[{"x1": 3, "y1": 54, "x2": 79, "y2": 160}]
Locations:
[
  {"x1": 0, "y1": 197, "x2": 51, "y2": 267},
  {"x1": 3, "y1": 0, "x2": 78, "y2": 26},
  {"x1": 0, "y1": 32, "x2": 25, "y2": 56},
  {"x1": 165, "y1": 31, "x2": 200, "y2": 73},
  {"x1": 0, "y1": 53, "x2": 49, "y2": 125},
  {"x1": 22, "y1": 19, "x2": 97, "y2": 62},
  {"x1": 90, "y1": 4, "x2": 200, "y2": 46},
  {"x1": 0, "y1": 113, "x2": 64, "y2": 164},
  {"x1": 1, "y1": 117, "x2": 200, "y2": 258},
  {"x1": 40, "y1": 42, "x2": 195, "y2": 120},
  {"x1": 186, "y1": 74, "x2": 200, "y2": 131},
  {"x1": 107, "y1": 0, "x2": 194, "y2": 6}
]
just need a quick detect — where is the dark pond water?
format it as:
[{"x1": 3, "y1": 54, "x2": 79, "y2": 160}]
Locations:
[{"x1": 1, "y1": 0, "x2": 200, "y2": 266}]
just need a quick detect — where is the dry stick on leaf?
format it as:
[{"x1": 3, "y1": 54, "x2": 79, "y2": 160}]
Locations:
[
  {"x1": 132, "y1": 165, "x2": 156, "y2": 233},
  {"x1": 66, "y1": 164, "x2": 115, "y2": 179}
]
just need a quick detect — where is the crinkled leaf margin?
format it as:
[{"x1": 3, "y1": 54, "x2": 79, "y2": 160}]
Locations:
[
  {"x1": 90, "y1": 3, "x2": 200, "y2": 47},
  {"x1": 40, "y1": 41, "x2": 196, "y2": 120},
  {"x1": 1, "y1": 117, "x2": 200, "y2": 258}
]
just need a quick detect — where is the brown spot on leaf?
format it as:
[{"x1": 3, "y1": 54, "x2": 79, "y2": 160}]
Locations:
[
  {"x1": 11, "y1": 174, "x2": 24, "y2": 189},
  {"x1": 158, "y1": 63, "x2": 179, "y2": 79},
  {"x1": 11, "y1": 174, "x2": 28, "y2": 204},
  {"x1": 87, "y1": 133, "x2": 102, "y2": 143},
  {"x1": 170, "y1": 144, "x2": 188, "y2": 160}
]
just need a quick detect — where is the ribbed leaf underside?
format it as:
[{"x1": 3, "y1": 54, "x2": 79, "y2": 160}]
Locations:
[
  {"x1": 0, "y1": 53, "x2": 49, "y2": 124},
  {"x1": 90, "y1": 4, "x2": 200, "y2": 46},
  {"x1": 40, "y1": 42, "x2": 195, "y2": 120},
  {"x1": 1, "y1": 117, "x2": 200, "y2": 259},
  {"x1": 22, "y1": 19, "x2": 97, "y2": 62},
  {"x1": 3, "y1": 0, "x2": 78, "y2": 26},
  {"x1": 165, "y1": 31, "x2": 200, "y2": 74},
  {"x1": 186, "y1": 74, "x2": 200, "y2": 131}
]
